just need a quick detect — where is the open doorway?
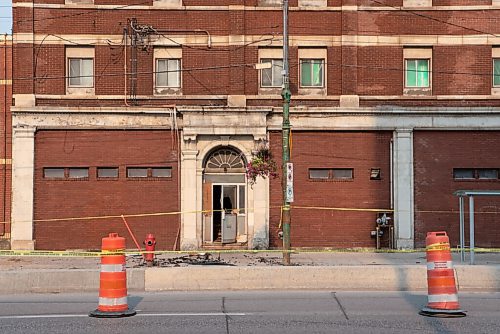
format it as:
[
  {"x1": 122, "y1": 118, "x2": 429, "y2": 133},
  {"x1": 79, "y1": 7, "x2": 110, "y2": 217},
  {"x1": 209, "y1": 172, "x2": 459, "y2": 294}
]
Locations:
[{"x1": 202, "y1": 146, "x2": 247, "y2": 246}]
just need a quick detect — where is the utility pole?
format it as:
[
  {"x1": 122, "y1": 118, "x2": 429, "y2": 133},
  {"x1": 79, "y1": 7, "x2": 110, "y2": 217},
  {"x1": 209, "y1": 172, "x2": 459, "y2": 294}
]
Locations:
[{"x1": 281, "y1": 0, "x2": 292, "y2": 266}]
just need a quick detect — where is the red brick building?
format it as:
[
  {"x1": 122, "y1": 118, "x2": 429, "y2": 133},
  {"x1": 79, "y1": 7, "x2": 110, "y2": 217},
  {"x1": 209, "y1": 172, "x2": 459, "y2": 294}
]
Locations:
[
  {"x1": 0, "y1": 34, "x2": 12, "y2": 250},
  {"x1": 9, "y1": 0, "x2": 500, "y2": 250}
]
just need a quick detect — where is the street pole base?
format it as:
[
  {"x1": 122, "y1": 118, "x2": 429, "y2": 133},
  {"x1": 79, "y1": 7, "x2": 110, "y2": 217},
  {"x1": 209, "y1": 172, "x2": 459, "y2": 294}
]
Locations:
[
  {"x1": 419, "y1": 307, "x2": 466, "y2": 318},
  {"x1": 89, "y1": 308, "x2": 136, "y2": 318}
]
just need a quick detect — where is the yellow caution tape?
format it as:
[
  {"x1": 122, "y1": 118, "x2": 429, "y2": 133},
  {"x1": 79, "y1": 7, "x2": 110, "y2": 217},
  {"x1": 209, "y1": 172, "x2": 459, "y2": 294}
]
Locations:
[
  {"x1": 1, "y1": 247, "x2": 499, "y2": 257},
  {"x1": 426, "y1": 242, "x2": 451, "y2": 252}
]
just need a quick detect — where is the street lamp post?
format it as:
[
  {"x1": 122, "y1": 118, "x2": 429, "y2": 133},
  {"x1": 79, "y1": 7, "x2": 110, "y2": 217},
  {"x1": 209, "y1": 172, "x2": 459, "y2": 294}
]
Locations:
[{"x1": 281, "y1": 0, "x2": 292, "y2": 266}]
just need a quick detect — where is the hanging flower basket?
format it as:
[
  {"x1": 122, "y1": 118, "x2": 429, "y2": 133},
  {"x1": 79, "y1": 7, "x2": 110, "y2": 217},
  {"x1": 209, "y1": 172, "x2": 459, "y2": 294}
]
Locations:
[{"x1": 246, "y1": 147, "x2": 278, "y2": 186}]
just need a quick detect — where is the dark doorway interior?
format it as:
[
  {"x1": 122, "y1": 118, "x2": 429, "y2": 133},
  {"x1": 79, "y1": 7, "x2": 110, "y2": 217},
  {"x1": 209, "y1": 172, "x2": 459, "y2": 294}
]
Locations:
[{"x1": 212, "y1": 185, "x2": 222, "y2": 241}]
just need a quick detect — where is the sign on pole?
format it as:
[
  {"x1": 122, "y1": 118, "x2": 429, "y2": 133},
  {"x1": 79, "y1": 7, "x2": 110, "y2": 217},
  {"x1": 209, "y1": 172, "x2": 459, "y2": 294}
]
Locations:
[{"x1": 286, "y1": 163, "x2": 294, "y2": 202}]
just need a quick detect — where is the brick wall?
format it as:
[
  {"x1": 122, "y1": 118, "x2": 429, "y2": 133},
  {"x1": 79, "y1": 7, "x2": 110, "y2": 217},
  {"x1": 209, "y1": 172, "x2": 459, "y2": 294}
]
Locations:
[
  {"x1": 433, "y1": 46, "x2": 491, "y2": 96},
  {"x1": 269, "y1": 131, "x2": 392, "y2": 248},
  {"x1": 0, "y1": 38, "x2": 12, "y2": 240},
  {"x1": 414, "y1": 131, "x2": 500, "y2": 248},
  {"x1": 34, "y1": 130, "x2": 180, "y2": 250}
]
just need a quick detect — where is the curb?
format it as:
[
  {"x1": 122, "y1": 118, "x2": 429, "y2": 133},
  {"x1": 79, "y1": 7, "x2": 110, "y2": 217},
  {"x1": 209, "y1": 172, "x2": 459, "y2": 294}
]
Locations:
[{"x1": 0, "y1": 266, "x2": 498, "y2": 293}]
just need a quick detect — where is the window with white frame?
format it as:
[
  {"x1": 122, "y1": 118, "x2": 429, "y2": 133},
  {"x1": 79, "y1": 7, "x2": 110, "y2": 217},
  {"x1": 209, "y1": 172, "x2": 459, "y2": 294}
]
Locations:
[
  {"x1": 156, "y1": 59, "x2": 180, "y2": 87},
  {"x1": 298, "y1": 48, "x2": 327, "y2": 95},
  {"x1": 260, "y1": 59, "x2": 283, "y2": 88},
  {"x1": 258, "y1": 48, "x2": 283, "y2": 94},
  {"x1": 403, "y1": 48, "x2": 432, "y2": 95},
  {"x1": 68, "y1": 58, "x2": 94, "y2": 87},
  {"x1": 66, "y1": 47, "x2": 95, "y2": 94},
  {"x1": 405, "y1": 59, "x2": 429, "y2": 88},
  {"x1": 154, "y1": 48, "x2": 182, "y2": 94},
  {"x1": 494, "y1": 59, "x2": 500, "y2": 87},
  {"x1": 493, "y1": 48, "x2": 500, "y2": 93},
  {"x1": 300, "y1": 59, "x2": 324, "y2": 87}
]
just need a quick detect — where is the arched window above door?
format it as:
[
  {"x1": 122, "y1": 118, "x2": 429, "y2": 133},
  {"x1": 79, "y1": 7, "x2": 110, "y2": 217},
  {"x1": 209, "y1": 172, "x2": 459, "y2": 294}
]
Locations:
[{"x1": 204, "y1": 147, "x2": 245, "y2": 173}]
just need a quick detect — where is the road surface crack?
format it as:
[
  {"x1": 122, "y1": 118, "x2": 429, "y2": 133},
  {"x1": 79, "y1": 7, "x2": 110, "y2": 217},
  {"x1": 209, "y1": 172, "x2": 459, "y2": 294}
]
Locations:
[{"x1": 332, "y1": 292, "x2": 349, "y2": 320}]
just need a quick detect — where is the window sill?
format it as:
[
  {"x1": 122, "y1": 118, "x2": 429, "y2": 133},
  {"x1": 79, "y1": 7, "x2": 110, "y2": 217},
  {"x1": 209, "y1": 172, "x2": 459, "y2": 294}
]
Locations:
[
  {"x1": 404, "y1": 88, "x2": 432, "y2": 96},
  {"x1": 154, "y1": 88, "x2": 182, "y2": 96},
  {"x1": 66, "y1": 87, "x2": 95, "y2": 95},
  {"x1": 298, "y1": 87, "x2": 327, "y2": 96}
]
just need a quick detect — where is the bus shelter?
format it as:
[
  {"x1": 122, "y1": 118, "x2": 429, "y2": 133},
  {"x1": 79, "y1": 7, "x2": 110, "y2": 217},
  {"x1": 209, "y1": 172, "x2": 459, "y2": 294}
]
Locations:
[{"x1": 453, "y1": 190, "x2": 500, "y2": 265}]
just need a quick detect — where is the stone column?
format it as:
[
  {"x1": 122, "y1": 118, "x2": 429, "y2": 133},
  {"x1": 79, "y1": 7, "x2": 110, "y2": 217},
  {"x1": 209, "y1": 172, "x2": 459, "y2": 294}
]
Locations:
[
  {"x1": 180, "y1": 135, "x2": 199, "y2": 250},
  {"x1": 11, "y1": 126, "x2": 36, "y2": 250},
  {"x1": 393, "y1": 129, "x2": 414, "y2": 249}
]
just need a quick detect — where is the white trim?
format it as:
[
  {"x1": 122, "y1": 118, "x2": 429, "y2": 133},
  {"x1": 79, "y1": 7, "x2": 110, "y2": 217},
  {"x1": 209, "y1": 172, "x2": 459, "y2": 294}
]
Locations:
[
  {"x1": 98, "y1": 297, "x2": 128, "y2": 306},
  {"x1": 13, "y1": 34, "x2": 500, "y2": 47},
  {"x1": 427, "y1": 261, "x2": 454, "y2": 270},
  {"x1": 101, "y1": 264, "x2": 126, "y2": 272},
  {"x1": 427, "y1": 294, "x2": 459, "y2": 303}
]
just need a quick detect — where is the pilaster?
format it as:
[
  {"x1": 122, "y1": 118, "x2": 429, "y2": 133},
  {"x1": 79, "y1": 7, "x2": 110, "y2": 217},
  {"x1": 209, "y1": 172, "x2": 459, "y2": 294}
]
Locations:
[
  {"x1": 11, "y1": 126, "x2": 36, "y2": 250},
  {"x1": 393, "y1": 129, "x2": 414, "y2": 249}
]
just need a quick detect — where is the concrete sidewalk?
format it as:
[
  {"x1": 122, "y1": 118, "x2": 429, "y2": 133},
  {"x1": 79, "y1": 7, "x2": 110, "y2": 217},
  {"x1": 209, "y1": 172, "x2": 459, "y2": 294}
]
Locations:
[{"x1": 0, "y1": 252, "x2": 499, "y2": 293}]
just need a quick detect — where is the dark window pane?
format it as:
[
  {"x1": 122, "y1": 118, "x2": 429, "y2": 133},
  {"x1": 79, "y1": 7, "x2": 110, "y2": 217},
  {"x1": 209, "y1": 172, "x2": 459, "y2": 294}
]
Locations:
[
  {"x1": 97, "y1": 167, "x2": 119, "y2": 178},
  {"x1": 152, "y1": 168, "x2": 172, "y2": 178},
  {"x1": 127, "y1": 168, "x2": 148, "y2": 178},
  {"x1": 333, "y1": 168, "x2": 353, "y2": 179},
  {"x1": 44, "y1": 168, "x2": 65, "y2": 178},
  {"x1": 478, "y1": 169, "x2": 498, "y2": 179},
  {"x1": 453, "y1": 169, "x2": 474, "y2": 179},
  {"x1": 309, "y1": 169, "x2": 329, "y2": 179}
]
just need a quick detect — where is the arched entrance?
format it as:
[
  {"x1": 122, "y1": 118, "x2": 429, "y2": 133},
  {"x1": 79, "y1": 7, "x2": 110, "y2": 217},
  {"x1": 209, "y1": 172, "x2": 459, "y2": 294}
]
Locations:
[{"x1": 202, "y1": 146, "x2": 247, "y2": 245}]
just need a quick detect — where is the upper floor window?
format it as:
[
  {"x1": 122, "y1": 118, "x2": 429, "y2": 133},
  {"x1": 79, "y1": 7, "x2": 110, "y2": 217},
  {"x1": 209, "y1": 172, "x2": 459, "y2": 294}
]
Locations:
[
  {"x1": 156, "y1": 59, "x2": 180, "y2": 88},
  {"x1": 260, "y1": 59, "x2": 283, "y2": 88},
  {"x1": 298, "y1": 48, "x2": 327, "y2": 95},
  {"x1": 68, "y1": 58, "x2": 94, "y2": 88},
  {"x1": 154, "y1": 48, "x2": 182, "y2": 95},
  {"x1": 300, "y1": 59, "x2": 324, "y2": 88},
  {"x1": 66, "y1": 47, "x2": 95, "y2": 95},
  {"x1": 403, "y1": 48, "x2": 432, "y2": 95},
  {"x1": 258, "y1": 48, "x2": 283, "y2": 95},
  {"x1": 494, "y1": 58, "x2": 500, "y2": 87},
  {"x1": 405, "y1": 59, "x2": 429, "y2": 88}
]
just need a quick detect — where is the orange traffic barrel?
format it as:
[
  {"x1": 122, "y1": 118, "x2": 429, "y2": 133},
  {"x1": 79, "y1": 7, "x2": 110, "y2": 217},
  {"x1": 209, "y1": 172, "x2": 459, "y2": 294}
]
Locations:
[
  {"x1": 89, "y1": 233, "x2": 136, "y2": 318},
  {"x1": 419, "y1": 231, "x2": 466, "y2": 318}
]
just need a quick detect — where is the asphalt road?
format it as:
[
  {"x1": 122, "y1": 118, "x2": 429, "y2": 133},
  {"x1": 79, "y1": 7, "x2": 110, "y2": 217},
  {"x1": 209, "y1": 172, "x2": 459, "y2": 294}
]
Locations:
[{"x1": 0, "y1": 291, "x2": 498, "y2": 334}]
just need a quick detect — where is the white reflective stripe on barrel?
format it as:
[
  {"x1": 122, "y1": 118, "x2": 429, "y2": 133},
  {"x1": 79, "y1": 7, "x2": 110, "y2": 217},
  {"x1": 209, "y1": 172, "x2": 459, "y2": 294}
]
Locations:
[
  {"x1": 427, "y1": 261, "x2": 454, "y2": 270},
  {"x1": 99, "y1": 297, "x2": 128, "y2": 306},
  {"x1": 101, "y1": 264, "x2": 126, "y2": 272},
  {"x1": 427, "y1": 294, "x2": 459, "y2": 303}
]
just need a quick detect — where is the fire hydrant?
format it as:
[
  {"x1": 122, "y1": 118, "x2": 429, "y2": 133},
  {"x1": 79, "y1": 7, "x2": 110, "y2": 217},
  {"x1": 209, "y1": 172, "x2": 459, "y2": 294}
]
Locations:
[{"x1": 143, "y1": 233, "x2": 156, "y2": 267}]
